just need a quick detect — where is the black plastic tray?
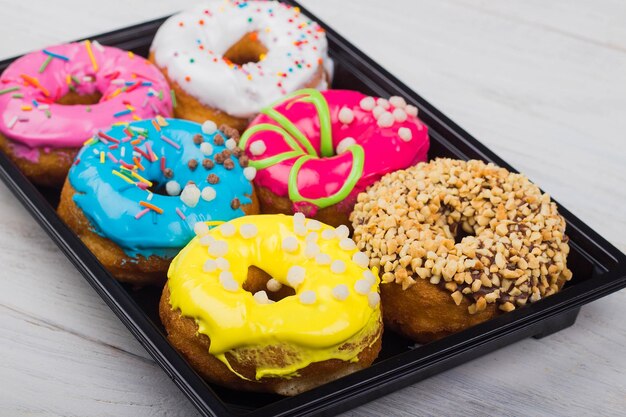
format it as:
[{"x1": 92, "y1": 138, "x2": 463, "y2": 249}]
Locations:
[{"x1": 1, "y1": 2, "x2": 625, "y2": 416}]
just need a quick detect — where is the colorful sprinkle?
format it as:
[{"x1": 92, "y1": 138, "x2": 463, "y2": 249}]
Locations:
[
  {"x1": 139, "y1": 201, "x2": 164, "y2": 214},
  {"x1": 84, "y1": 40, "x2": 99, "y2": 72}
]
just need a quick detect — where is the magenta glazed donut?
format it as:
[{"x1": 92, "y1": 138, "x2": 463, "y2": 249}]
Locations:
[
  {"x1": 0, "y1": 41, "x2": 172, "y2": 186},
  {"x1": 238, "y1": 89, "x2": 429, "y2": 227}
]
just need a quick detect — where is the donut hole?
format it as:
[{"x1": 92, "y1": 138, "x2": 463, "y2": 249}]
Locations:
[
  {"x1": 147, "y1": 181, "x2": 171, "y2": 196},
  {"x1": 244, "y1": 265, "x2": 295, "y2": 302},
  {"x1": 56, "y1": 90, "x2": 102, "y2": 106},
  {"x1": 223, "y1": 32, "x2": 268, "y2": 66}
]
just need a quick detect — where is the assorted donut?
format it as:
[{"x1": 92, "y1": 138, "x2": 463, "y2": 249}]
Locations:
[
  {"x1": 0, "y1": 0, "x2": 573, "y2": 396},
  {"x1": 0, "y1": 41, "x2": 172, "y2": 186}
]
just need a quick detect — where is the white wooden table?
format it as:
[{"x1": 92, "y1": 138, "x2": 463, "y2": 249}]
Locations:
[{"x1": 1, "y1": 1, "x2": 625, "y2": 416}]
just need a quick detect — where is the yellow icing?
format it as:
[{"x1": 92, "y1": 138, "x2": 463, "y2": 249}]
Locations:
[{"x1": 167, "y1": 214, "x2": 381, "y2": 380}]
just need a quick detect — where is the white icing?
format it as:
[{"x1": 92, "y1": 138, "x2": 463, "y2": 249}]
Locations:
[
  {"x1": 359, "y1": 96, "x2": 375, "y2": 111},
  {"x1": 253, "y1": 290, "x2": 270, "y2": 304},
  {"x1": 331, "y1": 260, "x2": 346, "y2": 274},
  {"x1": 239, "y1": 223, "x2": 258, "y2": 239},
  {"x1": 339, "y1": 238, "x2": 356, "y2": 250},
  {"x1": 354, "y1": 279, "x2": 371, "y2": 295},
  {"x1": 203, "y1": 259, "x2": 217, "y2": 272},
  {"x1": 225, "y1": 138, "x2": 237, "y2": 150},
  {"x1": 219, "y1": 271, "x2": 238, "y2": 292},
  {"x1": 151, "y1": 1, "x2": 332, "y2": 118},
  {"x1": 216, "y1": 257, "x2": 230, "y2": 270},
  {"x1": 335, "y1": 225, "x2": 350, "y2": 239},
  {"x1": 338, "y1": 107, "x2": 354, "y2": 124}
]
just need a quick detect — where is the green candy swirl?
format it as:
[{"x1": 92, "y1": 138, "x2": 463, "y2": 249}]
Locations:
[{"x1": 239, "y1": 89, "x2": 365, "y2": 209}]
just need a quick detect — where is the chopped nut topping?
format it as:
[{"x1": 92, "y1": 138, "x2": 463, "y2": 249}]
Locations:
[{"x1": 350, "y1": 158, "x2": 572, "y2": 314}]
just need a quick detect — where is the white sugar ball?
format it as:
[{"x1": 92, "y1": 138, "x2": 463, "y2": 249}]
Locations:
[
  {"x1": 336, "y1": 137, "x2": 356, "y2": 154},
  {"x1": 166, "y1": 180, "x2": 181, "y2": 196},
  {"x1": 299, "y1": 290, "x2": 316, "y2": 305},
  {"x1": 368, "y1": 292, "x2": 381, "y2": 308},
  {"x1": 359, "y1": 96, "x2": 376, "y2": 111},
  {"x1": 321, "y1": 229, "x2": 336, "y2": 240},
  {"x1": 201, "y1": 186, "x2": 217, "y2": 202},
  {"x1": 194, "y1": 222, "x2": 210, "y2": 237},
  {"x1": 219, "y1": 271, "x2": 238, "y2": 292},
  {"x1": 306, "y1": 232, "x2": 319, "y2": 243},
  {"x1": 304, "y1": 242, "x2": 320, "y2": 258},
  {"x1": 377, "y1": 98, "x2": 390, "y2": 109},
  {"x1": 339, "y1": 238, "x2": 357, "y2": 250},
  {"x1": 335, "y1": 225, "x2": 350, "y2": 239},
  {"x1": 354, "y1": 279, "x2": 371, "y2": 295},
  {"x1": 180, "y1": 184, "x2": 201, "y2": 207},
  {"x1": 332, "y1": 284, "x2": 349, "y2": 301},
  {"x1": 216, "y1": 257, "x2": 230, "y2": 270},
  {"x1": 253, "y1": 290, "x2": 270, "y2": 304},
  {"x1": 393, "y1": 108, "x2": 407, "y2": 123},
  {"x1": 200, "y1": 142, "x2": 213, "y2": 156},
  {"x1": 294, "y1": 223, "x2": 307, "y2": 236},
  {"x1": 225, "y1": 138, "x2": 237, "y2": 150},
  {"x1": 293, "y1": 212, "x2": 306, "y2": 226},
  {"x1": 239, "y1": 223, "x2": 258, "y2": 239},
  {"x1": 243, "y1": 166, "x2": 257, "y2": 181},
  {"x1": 331, "y1": 260, "x2": 346, "y2": 274},
  {"x1": 202, "y1": 120, "x2": 217, "y2": 134},
  {"x1": 377, "y1": 112, "x2": 395, "y2": 128},
  {"x1": 266, "y1": 278, "x2": 283, "y2": 292},
  {"x1": 389, "y1": 96, "x2": 407, "y2": 108},
  {"x1": 203, "y1": 259, "x2": 217, "y2": 272},
  {"x1": 352, "y1": 252, "x2": 370, "y2": 268},
  {"x1": 363, "y1": 270, "x2": 377, "y2": 285},
  {"x1": 372, "y1": 106, "x2": 385, "y2": 119},
  {"x1": 282, "y1": 236, "x2": 299, "y2": 253},
  {"x1": 208, "y1": 240, "x2": 228, "y2": 257},
  {"x1": 306, "y1": 219, "x2": 322, "y2": 231},
  {"x1": 199, "y1": 235, "x2": 215, "y2": 246},
  {"x1": 338, "y1": 107, "x2": 355, "y2": 124},
  {"x1": 398, "y1": 127, "x2": 413, "y2": 142},
  {"x1": 315, "y1": 253, "x2": 331, "y2": 265},
  {"x1": 250, "y1": 140, "x2": 266, "y2": 156},
  {"x1": 405, "y1": 105, "x2": 418, "y2": 117},
  {"x1": 219, "y1": 223, "x2": 236, "y2": 237},
  {"x1": 287, "y1": 265, "x2": 306, "y2": 288}
]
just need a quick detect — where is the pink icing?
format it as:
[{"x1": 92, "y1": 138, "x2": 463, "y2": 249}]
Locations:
[
  {"x1": 0, "y1": 42, "x2": 172, "y2": 153},
  {"x1": 243, "y1": 90, "x2": 429, "y2": 212}
]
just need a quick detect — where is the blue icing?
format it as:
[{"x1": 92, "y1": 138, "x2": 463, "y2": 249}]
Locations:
[{"x1": 68, "y1": 118, "x2": 253, "y2": 259}]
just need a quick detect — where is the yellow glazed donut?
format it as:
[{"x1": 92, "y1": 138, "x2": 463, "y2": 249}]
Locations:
[{"x1": 160, "y1": 213, "x2": 383, "y2": 395}]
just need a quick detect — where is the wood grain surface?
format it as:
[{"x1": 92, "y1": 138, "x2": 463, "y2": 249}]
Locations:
[{"x1": 0, "y1": 0, "x2": 624, "y2": 416}]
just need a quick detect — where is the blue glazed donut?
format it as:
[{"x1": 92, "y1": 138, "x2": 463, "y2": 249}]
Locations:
[{"x1": 58, "y1": 117, "x2": 258, "y2": 285}]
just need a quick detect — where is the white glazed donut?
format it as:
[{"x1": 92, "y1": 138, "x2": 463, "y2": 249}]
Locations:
[{"x1": 150, "y1": 0, "x2": 333, "y2": 130}]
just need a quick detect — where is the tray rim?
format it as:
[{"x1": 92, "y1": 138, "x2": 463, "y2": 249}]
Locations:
[{"x1": 0, "y1": 2, "x2": 625, "y2": 416}]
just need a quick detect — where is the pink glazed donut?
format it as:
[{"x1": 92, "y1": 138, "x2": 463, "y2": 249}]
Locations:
[
  {"x1": 238, "y1": 89, "x2": 429, "y2": 227},
  {"x1": 0, "y1": 41, "x2": 172, "y2": 186}
]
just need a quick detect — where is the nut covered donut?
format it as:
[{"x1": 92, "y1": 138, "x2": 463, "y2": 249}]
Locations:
[
  {"x1": 58, "y1": 118, "x2": 258, "y2": 285},
  {"x1": 351, "y1": 158, "x2": 573, "y2": 343},
  {"x1": 160, "y1": 214, "x2": 383, "y2": 395},
  {"x1": 239, "y1": 89, "x2": 429, "y2": 227},
  {"x1": 0, "y1": 41, "x2": 172, "y2": 186},
  {"x1": 150, "y1": 1, "x2": 332, "y2": 132}
]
